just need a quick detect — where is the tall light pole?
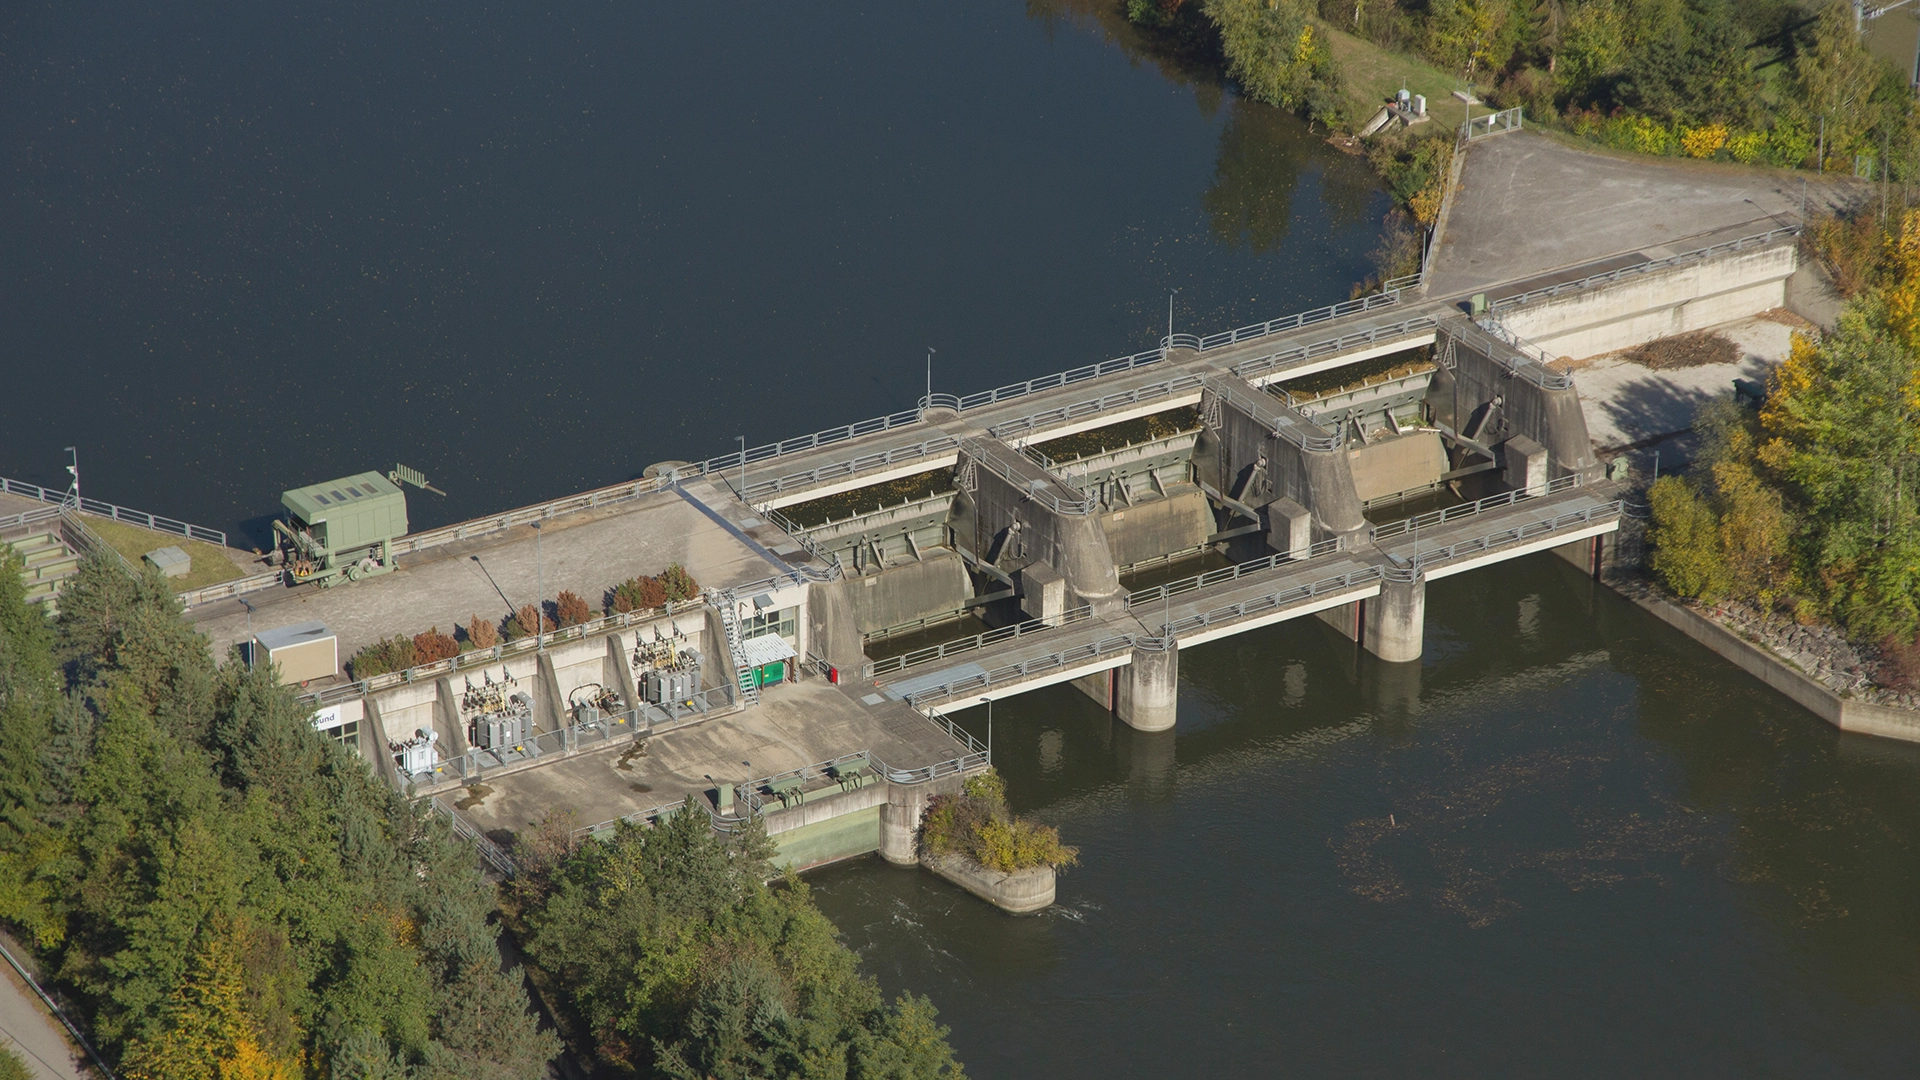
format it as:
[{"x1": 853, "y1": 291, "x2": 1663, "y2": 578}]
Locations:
[
  {"x1": 737, "y1": 435, "x2": 747, "y2": 502},
  {"x1": 925, "y1": 347, "x2": 936, "y2": 414},
  {"x1": 532, "y1": 521, "x2": 543, "y2": 649},
  {"x1": 983, "y1": 696, "x2": 992, "y2": 766},
  {"x1": 1167, "y1": 288, "x2": 1180, "y2": 350},
  {"x1": 239, "y1": 598, "x2": 255, "y2": 671},
  {"x1": 63, "y1": 446, "x2": 78, "y2": 506}
]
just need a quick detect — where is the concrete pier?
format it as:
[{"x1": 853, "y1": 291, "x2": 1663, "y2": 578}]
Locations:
[
  {"x1": 1362, "y1": 577, "x2": 1426, "y2": 663},
  {"x1": 1115, "y1": 639, "x2": 1179, "y2": 732}
]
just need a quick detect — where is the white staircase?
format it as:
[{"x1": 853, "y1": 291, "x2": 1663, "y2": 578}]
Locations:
[{"x1": 711, "y1": 592, "x2": 761, "y2": 707}]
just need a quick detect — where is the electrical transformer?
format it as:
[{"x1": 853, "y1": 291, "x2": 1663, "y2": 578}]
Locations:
[{"x1": 473, "y1": 694, "x2": 533, "y2": 751}]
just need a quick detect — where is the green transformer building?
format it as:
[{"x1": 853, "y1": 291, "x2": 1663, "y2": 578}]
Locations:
[{"x1": 272, "y1": 465, "x2": 439, "y2": 588}]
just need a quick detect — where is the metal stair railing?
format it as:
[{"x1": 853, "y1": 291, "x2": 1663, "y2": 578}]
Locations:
[{"x1": 710, "y1": 591, "x2": 762, "y2": 706}]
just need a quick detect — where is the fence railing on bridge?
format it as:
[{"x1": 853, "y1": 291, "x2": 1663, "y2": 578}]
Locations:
[
  {"x1": 1230, "y1": 315, "x2": 1442, "y2": 384},
  {"x1": 1387, "y1": 500, "x2": 1624, "y2": 573},
  {"x1": 1486, "y1": 224, "x2": 1803, "y2": 315},
  {"x1": 1124, "y1": 537, "x2": 1345, "y2": 609},
  {"x1": 1, "y1": 474, "x2": 229, "y2": 546},
  {"x1": 865, "y1": 605, "x2": 1098, "y2": 678},
  {"x1": 1370, "y1": 474, "x2": 1582, "y2": 542},
  {"x1": 1157, "y1": 292, "x2": 1401, "y2": 354}
]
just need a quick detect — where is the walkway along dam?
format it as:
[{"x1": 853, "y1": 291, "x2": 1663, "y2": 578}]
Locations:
[{"x1": 3, "y1": 121, "x2": 1861, "y2": 882}]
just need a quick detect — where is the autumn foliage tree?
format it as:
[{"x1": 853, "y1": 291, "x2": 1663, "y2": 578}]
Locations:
[
  {"x1": 412, "y1": 626, "x2": 459, "y2": 664},
  {"x1": 553, "y1": 590, "x2": 591, "y2": 628},
  {"x1": 1651, "y1": 207, "x2": 1920, "y2": 647}
]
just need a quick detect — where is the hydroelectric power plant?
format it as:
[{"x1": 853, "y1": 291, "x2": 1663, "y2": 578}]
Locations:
[{"x1": 6, "y1": 117, "x2": 1882, "y2": 907}]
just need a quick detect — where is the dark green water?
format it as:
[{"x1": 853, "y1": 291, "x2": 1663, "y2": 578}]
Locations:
[
  {"x1": 811, "y1": 555, "x2": 1920, "y2": 1077},
  {"x1": 1, "y1": 0, "x2": 1379, "y2": 545},
  {"x1": 10, "y1": 3, "x2": 1920, "y2": 1075}
]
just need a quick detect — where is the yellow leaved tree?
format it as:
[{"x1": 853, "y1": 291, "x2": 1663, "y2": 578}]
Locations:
[{"x1": 120, "y1": 929, "x2": 300, "y2": 1080}]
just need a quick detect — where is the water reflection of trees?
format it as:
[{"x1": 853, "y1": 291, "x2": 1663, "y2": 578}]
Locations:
[
  {"x1": 1201, "y1": 100, "x2": 1379, "y2": 253},
  {"x1": 1027, "y1": 0, "x2": 1379, "y2": 256}
]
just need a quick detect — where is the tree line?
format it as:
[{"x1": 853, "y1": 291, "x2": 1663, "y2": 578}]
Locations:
[
  {"x1": 1129, "y1": 0, "x2": 1918, "y2": 177},
  {"x1": 1647, "y1": 209, "x2": 1920, "y2": 673},
  {"x1": 0, "y1": 554, "x2": 965, "y2": 1078}
]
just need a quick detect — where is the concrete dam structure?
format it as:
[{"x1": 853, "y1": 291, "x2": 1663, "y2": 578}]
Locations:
[{"x1": 118, "y1": 120, "x2": 1833, "y2": 876}]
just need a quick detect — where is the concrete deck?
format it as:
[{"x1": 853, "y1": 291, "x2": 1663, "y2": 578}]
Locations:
[
  {"x1": 1566, "y1": 311, "x2": 1804, "y2": 468},
  {"x1": 1430, "y1": 131, "x2": 1853, "y2": 299},
  {"x1": 189, "y1": 479, "x2": 824, "y2": 659},
  {"x1": 452, "y1": 678, "x2": 969, "y2": 838}
]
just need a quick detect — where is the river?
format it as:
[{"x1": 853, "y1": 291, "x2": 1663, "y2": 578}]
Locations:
[
  {"x1": 9, "y1": 3, "x2": 1920, "y2": 1077},
  {"x1": 1, "y1": 0, "x2": 1380, "y2": 544}
]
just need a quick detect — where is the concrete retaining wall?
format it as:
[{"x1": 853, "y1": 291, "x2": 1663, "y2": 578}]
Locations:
[
  {"x1": 846, "y1": 550, "x2": 971, "y2": 634},
  {"x1": 1626, "y1": 587, "x2": 1920, "y2": 743},
  {"x1": 1499, "y1": 242, "x2": 1797, "y2": 359},
  {"x1": 1099, "y1": 488, "x2": 1211, "y2": 569},
  {"x1": 1349, "y1": 432, "x2": 1445, "y2": 503},
  {"x1": 922, "y1": 852, "x2": 1056, "y2": 914},
  {"x1": 763, "y1": 782, "x2": 892, "y2": 870}
]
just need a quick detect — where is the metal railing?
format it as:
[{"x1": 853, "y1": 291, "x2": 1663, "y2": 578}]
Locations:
[
  {"x1": 755, "y1": 504, "x2": 845, "y2": 573},
  {"x1": 1203, "y1": 375, "x2": 1344, "y2": 452},
  {"x1": 1, "y1": 474, "x2": 229, "y2": 546},
  {"x1": 1124, "y1": 537, "x2": 1345, "y2": 608},
  {"x1": 1461, "y1": 106, "x2": 1523, "y2": 142},
  {"x1": 0, "y1": 939, "x2": 119, "y2": 1080},
  {"x1": 865, "y1": 605, "x2": 1097, "y2": 678},
  {"x1": 1385, "y1": 500, "x2": 1624, "y2": 573},
  {"x1": 430, "y1": 797, "x2": 520, "y2": 877},
  {"x1": 0, "y1": 504, "x2": 62, "y2": 535},
  {"x1": 916, "y1": 295, "x2": 1404, "y2": 422},
  {"x1": 58, "y1": 507, "x2": 140, "y2": 579},
  {"x1": 295, "y1": 602, "x2": 703, "y2": 708},
  {"x1": 178, "y1": 569, "x2": 285, "y2": 608},
  {"x1": 863, "y1": 607, "x2": 974, "y2": 644},
  {"x1": 1438, "y1": 318, "x2": 1575, "y2": 390},
  {"x1": 921, "y1": 349, "x2": 1168, "y2": 415},
  {"x1": 1230, "y1": 315, "x2": 1443, "y2": 384},
  {"x1": 901, "y1": 633, "x2": 1142, "y2": 707},
  {"x1": 1486, "y1": 225, "x2": 1802, "y2": 315},
  {"x1": 1370, "y1": 474, "x2": 1582, "y2": 542},
  {"x1": 1155, "y1": 566, "x2": 1386, "y2": 638},
  {"x1": 1156, "y1": 292, "x2": 1402, "y2": 354},
  {"x1": 958, "y1": 438, "x2": 1096, "y2": 515},
  {"x1": 986, "y1": 372, "x2": 1211, "y2": 445},
  {"x1": 739, "y1": 434, "x2": 964, "y2": 503}
]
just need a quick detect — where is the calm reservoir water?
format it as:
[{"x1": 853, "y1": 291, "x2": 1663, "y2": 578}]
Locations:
[{"x1": 8, "y1": 4, "x2": 1920, "y2": 1076}]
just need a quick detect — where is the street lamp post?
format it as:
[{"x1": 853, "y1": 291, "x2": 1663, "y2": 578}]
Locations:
[
  {"x1": 239, "y1": 598, "x2": 254, "y2": 671},
  {"x1": 983, "y1": 696, "x2": 992, "y2": 766},
  {"x1": 532, "y1": 521, "x2": 543, "y2": 650},
  {"x1": 1167, "y1": 288, "x2": 1180, "y2": 350},
  {"x1": 737, "y1": 435, "x2": 747, "y2": 501},
  {"x1": 925, "y1": 347, "x2": 936, "y2": 414}
]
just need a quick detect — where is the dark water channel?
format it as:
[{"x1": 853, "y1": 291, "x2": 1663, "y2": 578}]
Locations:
[
  {"x1": 813, "y1": 556, "x2": 1920, "y2": 1077},
  {"x1": 9, "y1": 3, "x2": 1920, "y2": 1076}
]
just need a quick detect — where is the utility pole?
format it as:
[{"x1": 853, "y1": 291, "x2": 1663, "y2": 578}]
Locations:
[{"x1": 532, "y1": 521, "x2": 543, "y2": 649}]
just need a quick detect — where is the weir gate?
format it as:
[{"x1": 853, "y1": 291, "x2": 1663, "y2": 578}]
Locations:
[{"x1": 175, "y1": 218, "x2": 1804, "y2": 866}]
